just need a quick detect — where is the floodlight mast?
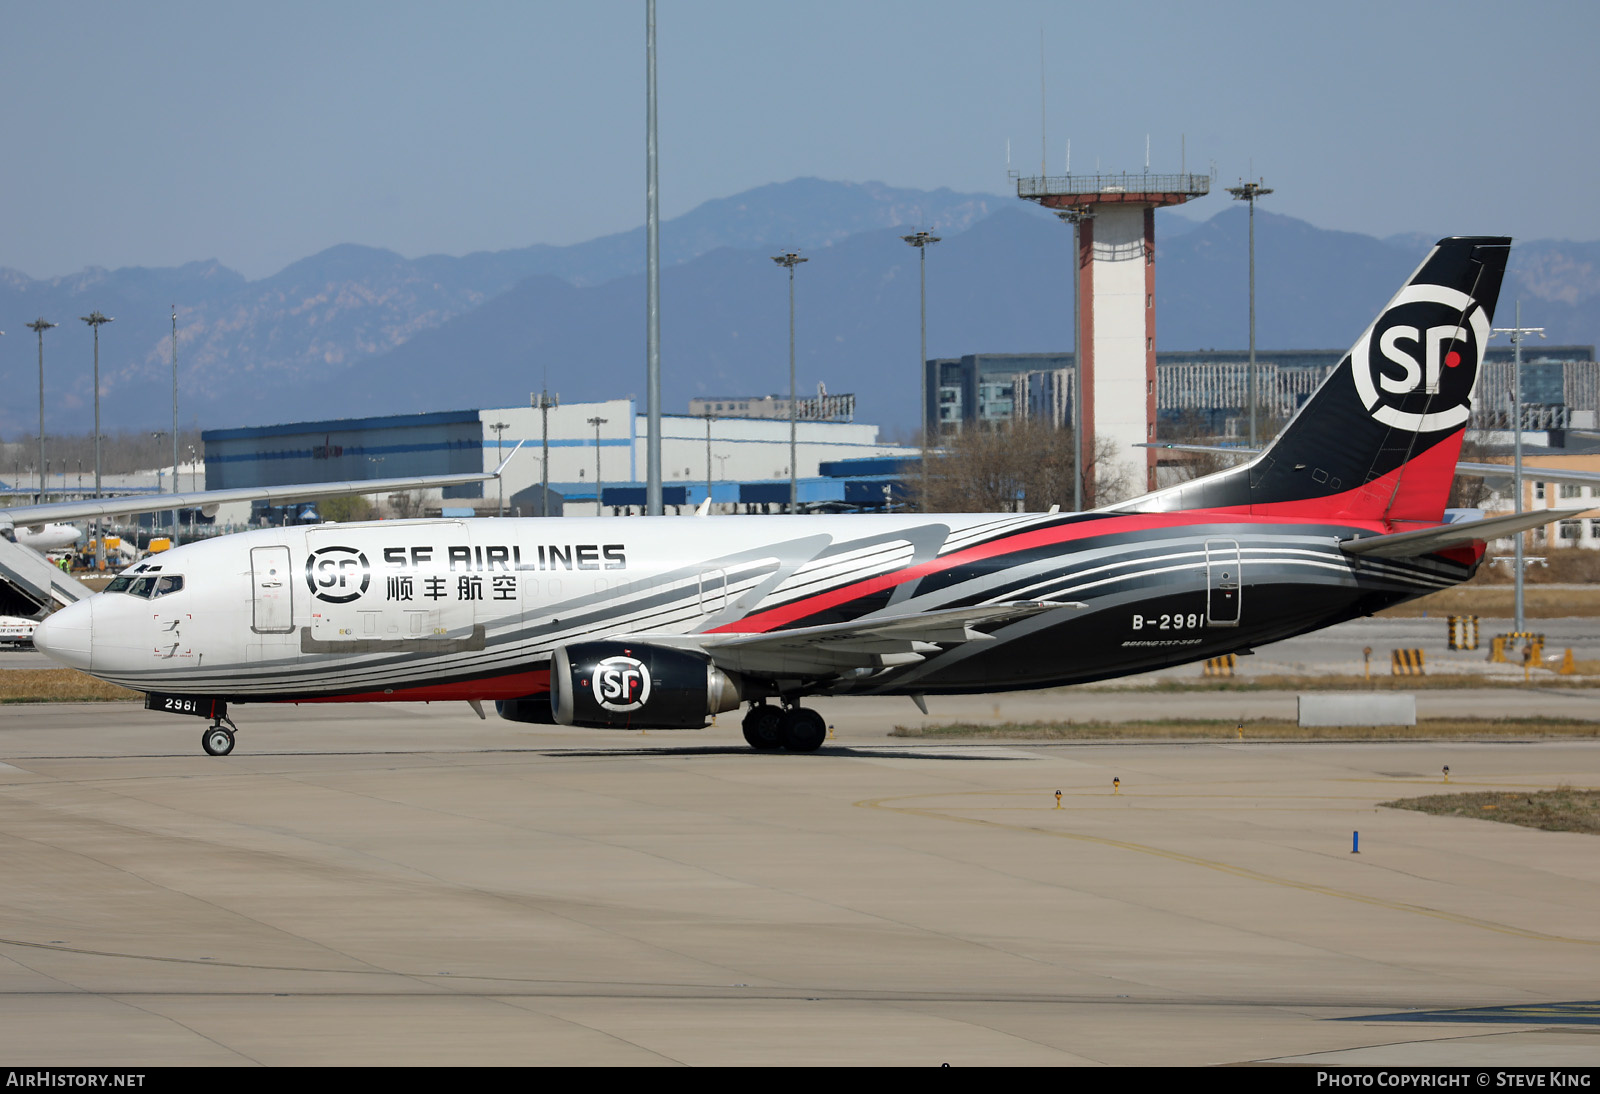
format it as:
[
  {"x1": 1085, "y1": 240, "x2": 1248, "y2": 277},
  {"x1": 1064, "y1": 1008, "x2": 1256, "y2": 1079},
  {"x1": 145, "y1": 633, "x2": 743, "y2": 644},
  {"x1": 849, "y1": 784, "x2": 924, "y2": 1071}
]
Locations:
[
  {"x1": 170, "y1": 306, "x2": 180, "y2": 536},
  {"x1": 26, "y1": 319, "x2": 55, "y2": 505},
  {"x1": 490, "y1": 421, "x2": 510, "y2": 516},
  {"x1": 771, "y1": 251, "x2": 808, "y2": 513},
  {"x1": 644, "y1": 0, "x2": 662, "y2": 516},
  {"x1": 80, "y1": 311, "x2": 113, "y2": 570},
  {"x1": 901, "y1": 232, "x2": 940, "y2": 509},
  {"x1": 534, "y1": 390, "x2": 558, "y2": 517},
  {"x1": 1226, "y1": 179, "x2": 1273, "y2": 447},
  {"x1": 588, "y1": 416, "x2": 608, "y2": 515},
  {"x1": 1493, "y1": 302, "x2": 1546, "y2": 633}
]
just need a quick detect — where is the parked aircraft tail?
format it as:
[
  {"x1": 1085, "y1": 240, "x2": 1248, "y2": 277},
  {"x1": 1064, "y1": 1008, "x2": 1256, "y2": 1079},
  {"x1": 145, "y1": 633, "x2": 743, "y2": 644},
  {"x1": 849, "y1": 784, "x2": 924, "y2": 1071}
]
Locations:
[{"x1": 1128, "y1": 235, "x2": 1510, "y2": 526}]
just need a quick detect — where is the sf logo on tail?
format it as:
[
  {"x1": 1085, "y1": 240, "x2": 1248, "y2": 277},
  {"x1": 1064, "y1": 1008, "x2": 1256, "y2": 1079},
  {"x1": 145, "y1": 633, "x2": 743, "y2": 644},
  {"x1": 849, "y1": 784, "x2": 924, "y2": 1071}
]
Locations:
[
  {"x1": 1352, "y1": 283, "x2": 1489, "y2": 433},
  {"x1": 593, "y1": 656, "x2": 651, "y2": 712}
]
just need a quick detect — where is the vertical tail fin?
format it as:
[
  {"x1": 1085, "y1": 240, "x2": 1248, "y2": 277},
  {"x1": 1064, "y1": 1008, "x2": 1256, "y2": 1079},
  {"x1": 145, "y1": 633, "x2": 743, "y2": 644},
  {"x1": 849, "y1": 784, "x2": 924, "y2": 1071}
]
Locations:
[{"x1": 1138, "y1": 236, "x2": 1510, "y2": 525}]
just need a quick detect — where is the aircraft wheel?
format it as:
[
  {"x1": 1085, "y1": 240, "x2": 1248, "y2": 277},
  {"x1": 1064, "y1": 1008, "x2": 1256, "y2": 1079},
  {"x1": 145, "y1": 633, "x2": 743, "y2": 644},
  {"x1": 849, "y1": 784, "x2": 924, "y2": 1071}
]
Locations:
[
  {"x1": 741, "y1": 704, "x2": 783, "y2": 750},
  {"x1": 202, "y1": 726, "x2": 235, "y2": 757},
  {"x1": 778, "y1": 707, "x2": 826, "y2": 753}
]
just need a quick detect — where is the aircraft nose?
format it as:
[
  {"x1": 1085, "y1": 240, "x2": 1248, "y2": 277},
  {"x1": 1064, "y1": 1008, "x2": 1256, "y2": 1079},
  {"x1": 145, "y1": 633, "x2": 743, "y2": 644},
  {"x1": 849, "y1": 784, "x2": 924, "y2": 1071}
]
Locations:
[{"x1": 33, "y1": 600, "x2": 92, "y2": 671}]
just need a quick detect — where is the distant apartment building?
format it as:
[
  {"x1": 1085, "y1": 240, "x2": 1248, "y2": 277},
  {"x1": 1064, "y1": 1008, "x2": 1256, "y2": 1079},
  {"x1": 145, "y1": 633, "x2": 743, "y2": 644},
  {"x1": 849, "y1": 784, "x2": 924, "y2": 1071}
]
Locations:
[
  {"x1": 927, "y1": 347, "x2": 1598, "y2": 438},
  {"x1": 687, "y1": 392, "x2": 855, "y2": 423}
]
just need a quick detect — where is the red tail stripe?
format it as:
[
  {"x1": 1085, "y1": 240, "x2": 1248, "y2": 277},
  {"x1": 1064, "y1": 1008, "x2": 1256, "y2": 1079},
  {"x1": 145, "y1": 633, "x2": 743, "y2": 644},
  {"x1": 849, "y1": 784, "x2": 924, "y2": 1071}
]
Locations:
[{"x1": 711, "y1": 456, "x2": 1465, "y2": 639}]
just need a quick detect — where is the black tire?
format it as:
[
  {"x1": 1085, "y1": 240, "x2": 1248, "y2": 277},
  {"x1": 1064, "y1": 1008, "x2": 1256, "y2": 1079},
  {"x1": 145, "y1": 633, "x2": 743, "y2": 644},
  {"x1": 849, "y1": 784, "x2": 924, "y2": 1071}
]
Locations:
[
  {"x1": 742, "y1": 705, "x2": 783, "y2": 750},
  {"x1": 778, "y1": 707, "x2": 826, "y2": 753},
  {"x1": 202, "y1": 726, "x2": 235, "y2": 756}
]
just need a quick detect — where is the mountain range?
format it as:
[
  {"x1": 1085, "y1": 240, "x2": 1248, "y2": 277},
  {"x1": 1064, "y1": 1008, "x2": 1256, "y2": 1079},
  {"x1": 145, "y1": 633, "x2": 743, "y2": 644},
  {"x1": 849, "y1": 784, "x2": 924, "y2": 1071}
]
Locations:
[{"x1": 1, "y1": 177, "x2": 1595, "y2": 440}]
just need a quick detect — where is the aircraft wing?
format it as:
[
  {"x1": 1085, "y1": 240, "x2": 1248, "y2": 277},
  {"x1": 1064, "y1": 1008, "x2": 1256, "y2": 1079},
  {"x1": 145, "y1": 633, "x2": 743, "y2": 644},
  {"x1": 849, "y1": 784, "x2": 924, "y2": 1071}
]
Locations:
[
  {"x1": 1457, "y1": 460, "x2": 1600, "y2": 489},
  {"x1": 1338, "y1": 507, "x2": 1594, "y2": 559},
  {"x1": 639, "y1": 600, "x2": 1085, "y2": 677},
  {"x1": 1136, "y1": 442, "x2": 1262, "y2": 457},
  {"x1": 0, "y1": 443, "x2": 522, "y2": 530},
  {"x1": 1137, "y1": 449, "x2": 1600, "y2": 491}
]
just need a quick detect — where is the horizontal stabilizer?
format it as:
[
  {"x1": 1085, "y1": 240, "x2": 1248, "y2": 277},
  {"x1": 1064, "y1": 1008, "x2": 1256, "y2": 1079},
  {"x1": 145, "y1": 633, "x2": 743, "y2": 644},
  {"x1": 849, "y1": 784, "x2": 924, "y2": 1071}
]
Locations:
[{"x1": 1339, "y1": 507, "x2": 1593, "y2": 558}]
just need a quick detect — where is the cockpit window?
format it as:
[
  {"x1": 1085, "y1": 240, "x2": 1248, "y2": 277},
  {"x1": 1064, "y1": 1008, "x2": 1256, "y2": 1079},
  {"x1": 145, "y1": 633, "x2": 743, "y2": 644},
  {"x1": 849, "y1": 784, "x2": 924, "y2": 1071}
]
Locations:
[{"x1": 105, "y1": 573, "x2": 184, "y2": 598}]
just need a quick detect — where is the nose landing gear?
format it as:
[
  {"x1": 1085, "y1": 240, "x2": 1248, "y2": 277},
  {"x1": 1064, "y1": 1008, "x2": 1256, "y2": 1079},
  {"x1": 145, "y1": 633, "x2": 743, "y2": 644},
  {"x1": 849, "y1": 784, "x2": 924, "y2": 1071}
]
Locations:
[{"x1": 201, "y1": 715, "x2": 239, "y2": 757}]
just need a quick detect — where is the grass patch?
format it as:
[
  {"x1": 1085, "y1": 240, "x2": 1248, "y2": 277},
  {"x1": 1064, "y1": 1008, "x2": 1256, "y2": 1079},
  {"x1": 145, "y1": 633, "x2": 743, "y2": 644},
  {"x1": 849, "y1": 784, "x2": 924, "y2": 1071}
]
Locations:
[
  {"x1": 0, "y1": 670, "x2": 141, "y2": 703},
  {"x1": 890, "y1": 717, "x2": 1600, "y2": 741},
  {"x1": 1381, "y1": 787, "x2": 1600, "y2": 835},
  {"x1": 1085, "y1": 673, "x2": 1600, "y2": 692},
  {"x1": 1377, "y1": 585, "x2": 1600, "y2": 619}
]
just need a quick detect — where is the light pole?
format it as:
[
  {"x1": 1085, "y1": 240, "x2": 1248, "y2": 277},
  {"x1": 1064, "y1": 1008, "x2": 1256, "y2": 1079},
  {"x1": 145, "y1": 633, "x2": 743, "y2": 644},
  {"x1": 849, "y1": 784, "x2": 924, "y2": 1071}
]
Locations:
[
  {"x1": 1494, "y1": 302, "x2": 1546, "y2": 633},
  {"x1": 533, "y1": 390, "x2": 558, "y2": 517},
  {"x1": 80, "y1": 311, "x2": 113, "y2": 569},
  {"x1": 27, "y1": 320, "x2": 54, "y2": 505},
  {"x1": 771, "y1": 251, "x2": 808, "y2": 513},
  {"x1": 150, "y1": 431, "x2": 166, "y2": 537},
  {"x1": 170, "y1": 305, "x2": 180, "y2": 537},
  {"x1": 901, "y1": 231, "x2": 940, "y2": 510},
  {"x1": 587, "y1": 416, "x2": 608, "y2": 515},
  {"x1": 186, "y1": 444, "x2": 197, "y2": 531},
  {"x1": 1226, "y1": 180, "x2": 1272, "y2": 447},
  {"x1": 489, "y1": 421, "x2": 510, "y2": 516},
  {"x1": 702, "y1": 409, "x2": 715, "y2": 512},
  {"x1": 644, "y1": 0, "x2": 662, "y2": 515}
]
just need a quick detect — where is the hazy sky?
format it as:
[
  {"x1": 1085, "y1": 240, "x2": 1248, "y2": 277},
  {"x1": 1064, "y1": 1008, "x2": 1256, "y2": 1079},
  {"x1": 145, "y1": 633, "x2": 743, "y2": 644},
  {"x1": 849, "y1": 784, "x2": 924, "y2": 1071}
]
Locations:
[{"x1": 4, "y1": 0, "x2": 1596, "y2": 281}]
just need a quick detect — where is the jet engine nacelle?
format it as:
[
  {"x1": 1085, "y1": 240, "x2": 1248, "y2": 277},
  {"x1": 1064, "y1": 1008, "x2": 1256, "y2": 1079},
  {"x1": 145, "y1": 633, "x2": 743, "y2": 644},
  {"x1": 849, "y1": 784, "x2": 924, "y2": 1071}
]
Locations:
[{"x1": 551, "y1": 641, "x2": 743, "y2": 729}]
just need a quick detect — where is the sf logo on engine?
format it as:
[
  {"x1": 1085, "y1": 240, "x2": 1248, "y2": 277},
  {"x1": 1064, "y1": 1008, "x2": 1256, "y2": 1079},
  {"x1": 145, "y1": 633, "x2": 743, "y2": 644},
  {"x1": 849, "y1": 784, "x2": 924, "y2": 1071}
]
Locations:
[
  {"x1": 592, "y1": 655, "x2": 651, "y2": 712},
  {"x1": 304, "y1": 546, "x2": 371, "y2": 603},
  {"x1": 1351, "y1": 282, "x2": 1489, "y2": 433}
]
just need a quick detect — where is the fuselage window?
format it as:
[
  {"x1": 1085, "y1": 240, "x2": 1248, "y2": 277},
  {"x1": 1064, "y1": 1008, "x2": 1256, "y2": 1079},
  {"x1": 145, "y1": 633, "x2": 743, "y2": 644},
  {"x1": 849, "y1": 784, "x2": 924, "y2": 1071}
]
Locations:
[
  {"x1": 154, "y1": 575, "x2": 184, "y2": 597},
  {"x1": 129, "y1": 576, "x2": 159, "y2": 599}
]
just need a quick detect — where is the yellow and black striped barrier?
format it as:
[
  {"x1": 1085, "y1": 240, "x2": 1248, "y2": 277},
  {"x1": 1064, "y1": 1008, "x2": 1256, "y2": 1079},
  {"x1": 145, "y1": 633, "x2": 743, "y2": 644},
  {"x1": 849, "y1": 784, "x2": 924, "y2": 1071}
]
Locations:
[
  {"x1": 1489, "y1": 632, "x2": 1544, "y2": 665},
  {"x1": 1203, "y1": 653, "x2": 1236, "y2": 677},
  {"x1": 1447, "y1": 614, "x2": 1479, "y2": 650},
  {"x1": 1391, "y1": 648, "x2": 1425, "y2": 676}
]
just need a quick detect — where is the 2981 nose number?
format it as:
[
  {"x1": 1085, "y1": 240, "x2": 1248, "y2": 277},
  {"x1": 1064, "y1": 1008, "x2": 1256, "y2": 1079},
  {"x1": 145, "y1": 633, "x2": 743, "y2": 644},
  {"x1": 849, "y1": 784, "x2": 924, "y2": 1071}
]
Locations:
[{"x1": 1131, "y1": 612, "x2": 1205, "y2": 631}]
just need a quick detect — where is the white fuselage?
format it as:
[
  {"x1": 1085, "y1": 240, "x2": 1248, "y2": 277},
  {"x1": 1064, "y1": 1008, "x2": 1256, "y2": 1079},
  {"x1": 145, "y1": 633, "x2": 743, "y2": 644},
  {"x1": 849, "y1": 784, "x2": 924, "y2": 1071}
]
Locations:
[{"x1": 33, "y1": 513, "x2": 1022, "y2": 701}]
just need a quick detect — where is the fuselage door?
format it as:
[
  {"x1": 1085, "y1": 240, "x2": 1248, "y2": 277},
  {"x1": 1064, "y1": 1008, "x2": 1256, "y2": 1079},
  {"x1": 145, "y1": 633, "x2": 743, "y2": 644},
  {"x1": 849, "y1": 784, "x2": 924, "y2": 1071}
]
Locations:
[
  {"x1": 251, "y1": 545, "x2": 295, "y2": 634},
  {"x1": 1205, "y1": 539, "x2": 1242, "y2": 627},
  {"x1": 699, "y1": 568, "x2": 727, "y2": 617}
]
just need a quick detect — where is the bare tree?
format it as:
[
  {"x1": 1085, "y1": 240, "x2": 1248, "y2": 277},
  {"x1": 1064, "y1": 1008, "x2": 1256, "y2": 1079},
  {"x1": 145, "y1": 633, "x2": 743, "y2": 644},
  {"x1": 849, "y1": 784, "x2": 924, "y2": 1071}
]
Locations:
[
  {"x1": 1447, "y1": 435, "x2": 1494, "y2": 510},
  {"x1": 916, "y1": 421, "x2": 1132, "y2": 513},
  {"x1": 1153, "y1": 410, "x2": 1241, "y2": 487},
  {"x1": 386, "y1": 490, "x2": 426, "y2": 520}
]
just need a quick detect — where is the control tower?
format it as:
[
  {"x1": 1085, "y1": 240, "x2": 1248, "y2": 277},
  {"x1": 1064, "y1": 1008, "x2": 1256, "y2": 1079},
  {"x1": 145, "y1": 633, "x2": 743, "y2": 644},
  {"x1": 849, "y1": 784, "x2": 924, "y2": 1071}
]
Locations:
[{"x1": 1018, "y1": 172, "x2": 1210, "y2": 497}]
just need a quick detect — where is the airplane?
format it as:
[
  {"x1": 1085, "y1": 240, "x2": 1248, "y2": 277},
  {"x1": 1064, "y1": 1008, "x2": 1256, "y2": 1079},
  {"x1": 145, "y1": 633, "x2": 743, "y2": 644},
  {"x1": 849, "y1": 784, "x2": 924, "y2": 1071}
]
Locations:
[
  {"x1": 33, "y1": 236, "x2": 1590, "y2": 758},
  {"x1": 10, "y1": 523, "x2": 82, "y2": 553}
]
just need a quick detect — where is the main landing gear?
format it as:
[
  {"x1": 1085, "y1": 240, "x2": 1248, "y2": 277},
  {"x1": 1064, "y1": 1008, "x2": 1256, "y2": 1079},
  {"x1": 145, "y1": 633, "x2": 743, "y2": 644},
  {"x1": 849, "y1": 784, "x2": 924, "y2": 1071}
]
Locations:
[
  {"x1": 201, "y1": 715, "x2": 240, "y2": 757},
  {"x1": 741, "y1": 702, "x2": 826, "y2": 753}
]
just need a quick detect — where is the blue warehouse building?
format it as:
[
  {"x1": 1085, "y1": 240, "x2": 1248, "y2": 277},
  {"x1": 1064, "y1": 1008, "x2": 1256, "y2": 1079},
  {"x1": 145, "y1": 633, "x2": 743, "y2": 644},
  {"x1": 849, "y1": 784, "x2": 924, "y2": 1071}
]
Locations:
[{"x1": 202, "y1": 411, "x2": 488, "y2": 501}]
